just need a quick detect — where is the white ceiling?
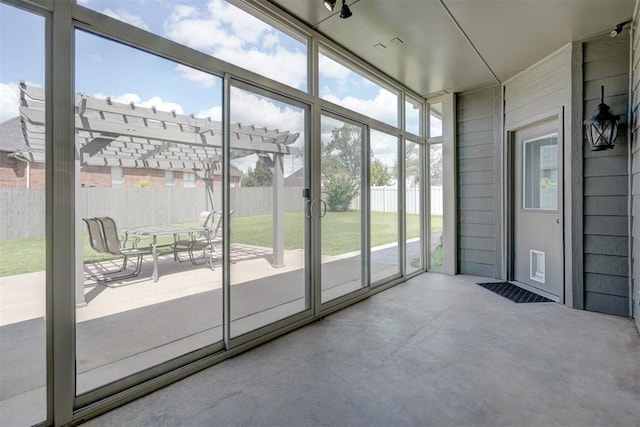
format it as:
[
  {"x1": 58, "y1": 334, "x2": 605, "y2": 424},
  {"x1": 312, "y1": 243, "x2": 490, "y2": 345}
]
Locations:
[{"x1": 268, "y1": 0, "x2": 636, "y2": 97}]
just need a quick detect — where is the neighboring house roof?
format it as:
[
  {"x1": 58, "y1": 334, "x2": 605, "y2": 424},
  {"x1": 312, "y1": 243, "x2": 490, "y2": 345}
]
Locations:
[{"x1": 0, "y1": 117, "x2": 28, "y2": 154}]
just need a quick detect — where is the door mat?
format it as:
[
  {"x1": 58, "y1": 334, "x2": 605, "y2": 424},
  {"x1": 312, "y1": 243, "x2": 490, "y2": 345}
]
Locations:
[{"x1": 476, "y1": 281, "x2": 553, "y2": 303}]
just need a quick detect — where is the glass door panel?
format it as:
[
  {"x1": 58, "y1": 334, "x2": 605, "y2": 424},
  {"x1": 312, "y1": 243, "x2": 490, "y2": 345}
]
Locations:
[
  {"x1": 429, "y1": 144, "x2": 444, "y2": 271},
  {"x1": 405, "y1": 140, "x2": 423, "y2": 274},
  {"x1": 369, "y1": 129, "x2": 400, "y2": 284},
  {"x1": 74, "y1": 31, "x2": 224, "y2": 394},
  {"x1": 320, "y1": 115, "x2": 365, "y2": 303},
  {"x1": 229, "y1": 85, "x2": 308, "y2": 338},
  {"x1": 0, "y1": 4, "x2": 46, "y2": 425}
]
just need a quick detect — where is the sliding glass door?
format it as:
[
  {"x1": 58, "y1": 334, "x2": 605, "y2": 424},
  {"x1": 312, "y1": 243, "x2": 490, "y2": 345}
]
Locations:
[
  {"x1": 320, "y1": 114, "x2": 367, "y2": 304},
  {"x1": 229, "y1": 83, "x2": 310, "y2": 338}
]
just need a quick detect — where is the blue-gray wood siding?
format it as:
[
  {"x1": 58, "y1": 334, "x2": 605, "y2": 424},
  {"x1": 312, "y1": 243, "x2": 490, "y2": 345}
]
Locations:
[
  {"x1": 456, "y1": 86, "x2": 500, "y2": 277},
  {"x1": 583, "y1": 34, "x2": 630, "y2": 316},
  {"x1": 631, "y1": 3, "x2": 640, "y2": 331}
]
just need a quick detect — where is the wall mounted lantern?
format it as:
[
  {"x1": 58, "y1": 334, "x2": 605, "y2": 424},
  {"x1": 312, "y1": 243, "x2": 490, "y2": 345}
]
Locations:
[{"x1": 584, "y1": 85, "x2": 619, "y2": 151}]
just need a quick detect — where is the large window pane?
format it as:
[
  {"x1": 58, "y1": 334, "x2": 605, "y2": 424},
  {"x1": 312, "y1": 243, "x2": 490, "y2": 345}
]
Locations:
[
  {"x1": 81, "y1": 0, "x2": 308, "y2": 91},
  {"x1": 229, "y1": 85, "x2": 308, "y2": 338},
  {"x1": 405, "y1": 140, "x2": 423, "y2": 274},
  {"x1": 369, "y1": 130, "x2": 399, "y2": 283},
  {"x1": 405, "y1": 96, "x2": 422, "y2": 136},
  {"x1": 429, "y1": 102, "x2": 442, "y2": 138},
  {"x1": 74, "y1": 31, "x2": 223, "y2": 394},
  {"x1": 319, "y1": 51, "x2": 398, "y2": 127},
  {"x1": 320, "y1": 115, "x2": 365, "y2": 303},
  {"x1": 429, "y1": 144, "x2": 443, "y2": 271},
  {"x1": 0, "y1": 4, "x2": 46, "y2": 426}
]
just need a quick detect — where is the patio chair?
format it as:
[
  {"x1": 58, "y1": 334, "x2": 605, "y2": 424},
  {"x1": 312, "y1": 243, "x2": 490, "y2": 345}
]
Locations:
[
  {"x1": 173, "y1": 211, "x2": 214, "y2": 263},
  {"x1": 83, "y1": 217, "x2": 127, "y2": 274},
  {"x1": 94, "y1": 216, "x2": 152, "y2": 283},
  {"x1": 187, "y1": 210, "x2": 233, "y2": 269}
]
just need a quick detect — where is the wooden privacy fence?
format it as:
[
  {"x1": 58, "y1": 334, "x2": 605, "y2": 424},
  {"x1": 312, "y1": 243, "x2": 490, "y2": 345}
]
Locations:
[{"x1": 1, "y1": 186, "x2": 306, "y2": 240}]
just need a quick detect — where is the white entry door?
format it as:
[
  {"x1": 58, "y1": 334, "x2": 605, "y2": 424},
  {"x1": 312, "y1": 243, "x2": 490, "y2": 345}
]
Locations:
[{"x1": 513, "y1": 119, "x2": 563, "y2": 299}]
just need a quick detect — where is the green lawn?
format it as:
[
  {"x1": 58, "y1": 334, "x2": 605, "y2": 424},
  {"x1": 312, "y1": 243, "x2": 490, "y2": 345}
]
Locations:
[{"x1": 0, "y1": 212, "x2": 442, "y2": 277}]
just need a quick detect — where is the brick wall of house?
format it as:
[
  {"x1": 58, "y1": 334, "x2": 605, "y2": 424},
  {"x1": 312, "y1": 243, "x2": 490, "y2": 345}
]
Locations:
[
  {"x1": 0, "y1": 153, "x2": 46, "y2": 188},
  {"x1": 1, "y1": 152, "x2": 235, "y2": 189}
]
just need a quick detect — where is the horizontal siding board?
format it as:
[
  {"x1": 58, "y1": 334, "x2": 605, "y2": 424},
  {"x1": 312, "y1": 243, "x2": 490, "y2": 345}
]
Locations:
[
  {"x1": 458, "y1": 210, "x2": 495, "y2": 225},
  {"x1": 458, "y1": 117, "x2": 493, "y2": 134},
  {"x1": 458, "y1": 156, "x2": 494, "y2": 172},
  {"x1": 459, "y1": 248, "x2": 495, "y2": 264},
  {"x1": 458, "y1": 184, "x2": 494, "y2": 198},
  {"x1": 459, "y1": 236, "x2": 494, "y2": 251},
  {"x1": 583, "y1": 176, "x2": 629, "y2": 196},
  {"x1": 584, "y1": 215, "x2": 629, "y2": 236},
  {"x1": 583, "y1": 156, "x2": 629, "y2": 177},
  {"x1": 583, "y1": 235, "x2": 628, "y2": 256},
  {"x1": 584, "y1": 37, "x2": 630, "y2": 62},
  {"x1": 458, "y1": 197, "x2": 494, "y2": 211},
  {"x1": 583, "y1": 196, "x2": 628, "y2": 216},
  {"x1": 459, "y1": 261, "x2": 495, "y2": 278},
  {"x1": 583, "y1": 56, "x2": 629, "y2": 82},
  {"x1": 456, "y1": 130, "x2": 494, "y2": 147},
  {"x1": 459, "y1": 223, "x2": 495, "y2": 238},
  {"x1": 457, "y1": 88, "x2": 498, "y2": 110},
  {"x1": 584, "y1": 292, "x2": 629, "y2": 316},
  {"x1": 457, "y1": 107, "x2": 494, "y2": 122},
  {"x1": 505, "y1": 49, "x2": 568, "y2": 96},
  {"x1": 505, "y1": 72, "x2": 566, "y2": 114},
  {"x1": 584, "y1": 272, "x2": 630, "y2": 297},
  {"x1": 584, "y1": 253, "x2": 628, "y2": 276},
  {"x1": 458, "y1": 144, "x2": 494, "y2": 160},
  {"x1": 505, "y1": 92, "x2": 567, "y2": 129},
  {"x1": 584, "y1": 74, "x2": 630, "y2": 100},
  {"x1": 459, "y1": 170, "x2": 494, "y2": 185}
]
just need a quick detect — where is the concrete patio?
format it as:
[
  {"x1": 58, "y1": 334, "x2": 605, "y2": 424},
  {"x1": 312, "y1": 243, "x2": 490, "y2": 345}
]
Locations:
[{"x1": 82, "y1": 272, "x2": 640, "y2": 427}]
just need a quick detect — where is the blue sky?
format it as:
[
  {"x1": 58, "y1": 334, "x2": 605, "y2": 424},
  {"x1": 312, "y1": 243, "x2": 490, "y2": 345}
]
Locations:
[{"x1": 0, "y1": 0, "x2": 427, "y2": 171}]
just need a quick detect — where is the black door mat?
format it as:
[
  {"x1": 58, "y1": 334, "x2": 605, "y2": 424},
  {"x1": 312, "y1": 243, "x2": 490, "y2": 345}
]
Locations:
[{"x1": 476, "y1": 281, "x2": 553, "y2": 303}]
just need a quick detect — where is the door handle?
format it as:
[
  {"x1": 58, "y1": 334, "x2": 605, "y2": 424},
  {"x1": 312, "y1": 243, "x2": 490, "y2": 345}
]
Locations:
[
  {"x1": 320, "y1": 200, "x2": 327, "y2": 218},
  {"x1": 556, "y1": 218, "x2": 560, "y2": 224},
  {"x1": 305, "y1": 200, "x2": 312, "y2": 218}
]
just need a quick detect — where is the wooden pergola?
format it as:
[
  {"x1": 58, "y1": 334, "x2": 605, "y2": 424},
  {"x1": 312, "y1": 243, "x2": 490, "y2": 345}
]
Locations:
[{"x1": 17, "y1": 81, "x2": 300, "y2": 274}]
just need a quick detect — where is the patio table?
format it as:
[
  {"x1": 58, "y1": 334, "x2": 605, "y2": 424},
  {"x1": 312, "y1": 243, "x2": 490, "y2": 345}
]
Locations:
[{"x1": 125, "y1": 225, "x2": 205, "y2": 282}]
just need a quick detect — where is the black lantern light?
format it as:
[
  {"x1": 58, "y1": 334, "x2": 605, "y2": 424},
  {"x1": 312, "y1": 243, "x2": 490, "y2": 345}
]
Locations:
[{"x1": 584, "y1": 85, "x2": 619, "y2": 151}]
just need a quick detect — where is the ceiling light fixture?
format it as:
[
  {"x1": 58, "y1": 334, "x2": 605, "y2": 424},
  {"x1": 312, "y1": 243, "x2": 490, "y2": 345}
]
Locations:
[
  {"x1": 323, "y1": 0, "x2": 336, "y2": 12},
  {"x1": 609, "y1": 22, "x2": 626, "y2": 38},
  {"x1": 340, "y1": 0, "x2": 352, "y2": 19}
]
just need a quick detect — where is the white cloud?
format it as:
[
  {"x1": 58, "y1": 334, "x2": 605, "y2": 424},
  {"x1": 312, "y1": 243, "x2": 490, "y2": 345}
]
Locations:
[
  {"x1": 77, "y1": 0, "x2": 90, "y2": 5},
  {"x1": 196, "y1": 106, "x2": 222, "y2": 122},
  {"x1": 319, "y1": 54, "x2": 352, "y2": 85},
  {"x1": 102, "y1": 8, "x2": 150, "y2": 31},
  {"x1": 228, "y1": 88, "x2": 304, "y2": 136},
  {"x1": 322, "y1": 88, "x2": 398, "y2": 128},
  {"x1": 0, "y1": 83, "x2": 19, "y2": 122},
  {"x1": 175, "y1": 65, "x2": 218, "y2": 87},
  {"x1": 92, "y1": 92, "x2": 184, "y2": 114},
  {"x1": 163, "y1": 0, "x2": 306, "y2": 90}
]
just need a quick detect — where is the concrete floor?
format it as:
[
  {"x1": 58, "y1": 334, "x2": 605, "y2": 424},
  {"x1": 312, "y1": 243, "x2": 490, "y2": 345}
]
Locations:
[{"x1": 83, "y1": 273, "x2": 640, "y2": 427}]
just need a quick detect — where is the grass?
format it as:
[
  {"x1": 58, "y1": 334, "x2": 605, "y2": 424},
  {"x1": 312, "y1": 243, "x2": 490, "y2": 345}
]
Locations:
[{"x1": 0, "y1": 212, "x2": 442, "y2": 277}]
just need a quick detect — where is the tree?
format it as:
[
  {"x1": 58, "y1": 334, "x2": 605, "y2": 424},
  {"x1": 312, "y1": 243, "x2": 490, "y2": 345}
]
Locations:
[
  {"x1": 370, "y1": 158, "x2": 391, "y2": 186},
  {"x1": 242, "y1": 159, "x2": 273, "y2": 187},
  {"x1": 322, "y1": 124, "x2": 361, "y2": 211}
]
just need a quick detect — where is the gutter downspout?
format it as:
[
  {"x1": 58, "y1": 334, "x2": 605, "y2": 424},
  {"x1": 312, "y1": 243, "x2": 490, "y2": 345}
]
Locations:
[{"x1": 8, "y1": 152, "x2": 31, "y2": 188}]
